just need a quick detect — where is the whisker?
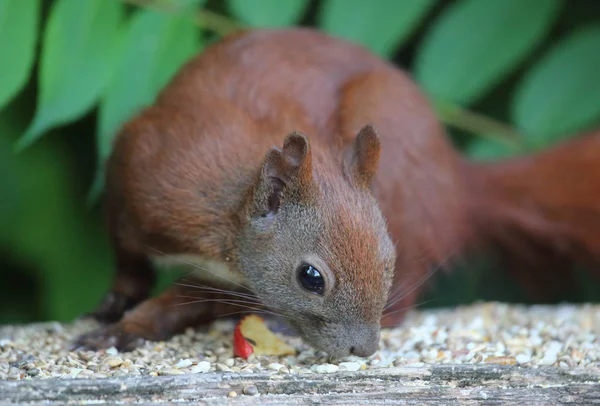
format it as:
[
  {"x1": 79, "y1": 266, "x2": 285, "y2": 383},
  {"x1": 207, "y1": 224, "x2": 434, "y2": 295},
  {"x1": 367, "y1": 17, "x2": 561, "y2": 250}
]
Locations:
[
  {"x1": 385, "y1": 265, "x2": 438, "y2": 309},
  {"x1": 383, "y1": 298, "x2": 438, "y2": 318},
  {"x1": 146, "y1": 246, "x2": 292, "y2": 313},
  {"x1": 384, "y1": 264, "x2": 440, "y2": 310},
  {"x1": 175, "y1": 282, "x2": 261, "y2": 300},
  {"x1": 172, "y1": 297, "x2": 267, "y2": 308},
  {"x1": 170, "y1": 298, "x2": 289, "y2": 319},
  {"x1": 384, "y1": 246, "x2": 441, "y2": 306},
  {"x1": 385, "y1": 246, "x2": 460, "y2": 310},
  {"x1": 385, "y1": 265, "x2": 426, "y2": 306},
  {"x1": 174, "y1": 282, "x2": 289, "y2": 312},
  {"x1": 146, "y1": 246, "x2": 248, "y2": 290},
  {"x1": 171, "y1": 299, "x2": 283, "y2": 317},
  {"x1": 175, "y1": 295, "x2": 264, "y2": 306},
  {"x1": 218, "y1": 309, "x2": 292, "y2": 320},
  {"x1": 176, "y1": 284, "x2": 258, "y2": 300}
]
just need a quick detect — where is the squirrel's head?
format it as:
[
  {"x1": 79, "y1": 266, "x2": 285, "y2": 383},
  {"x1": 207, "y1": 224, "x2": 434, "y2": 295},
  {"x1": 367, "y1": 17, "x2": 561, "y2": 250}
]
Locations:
[{"x1": 238, "y1": 125, "x2": 396, "y2": 358}]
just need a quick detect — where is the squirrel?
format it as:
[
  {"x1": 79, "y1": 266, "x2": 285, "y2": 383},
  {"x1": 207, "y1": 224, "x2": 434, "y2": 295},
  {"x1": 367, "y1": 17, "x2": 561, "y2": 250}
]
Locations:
[{"x1": 73, "y1": 28, "x2": 600, "y2": 358}]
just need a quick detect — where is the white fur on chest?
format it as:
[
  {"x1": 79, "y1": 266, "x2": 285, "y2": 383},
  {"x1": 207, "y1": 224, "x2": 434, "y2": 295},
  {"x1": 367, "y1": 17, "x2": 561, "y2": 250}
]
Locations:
[{"x1": 152, "y1": 254, "x2": 247, "y2": 287}]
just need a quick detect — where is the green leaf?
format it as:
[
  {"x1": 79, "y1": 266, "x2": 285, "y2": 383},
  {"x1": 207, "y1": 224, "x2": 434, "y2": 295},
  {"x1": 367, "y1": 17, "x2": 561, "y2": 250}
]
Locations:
[
  {"x1": 0, "y1": 0, "x2": 39, "y2": 111},
  {"x1": 415, "y1": 0, "x2": 561, "y2": 105},
  {"x1": 512, "y1": 24, "x2": 600, "y2": 146},
  {"x1": 228, "y1": 0, "x2": 309, "y2": 27},
  {"x1": 169, "y1": 0, "x2": 205, "y2": 9},
  {"x1": 0, "y1": 133, "x2": 19, "y2": 240},
  {"x1": 466, "y1": 137, "x2": 519, "y2": 161},
  {"x1": 88, "y1": 7, "x2": 201, "y2": 203},
  {"x1": 16, "y1": 0, "x2": 123, "y2": 151},
  {"x1": 1, "y1": 105, "x2": 113, "y2": 322},
  {"x1": 319, "y1": 0, "x2": 437, "y2": 57}
]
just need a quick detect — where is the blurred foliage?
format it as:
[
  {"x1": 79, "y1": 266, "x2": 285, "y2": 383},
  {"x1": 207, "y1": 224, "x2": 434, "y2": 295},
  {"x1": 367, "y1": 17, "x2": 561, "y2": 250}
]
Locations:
[{"x1": 1, "y1": 0, "x2": 599, "y2": 324}]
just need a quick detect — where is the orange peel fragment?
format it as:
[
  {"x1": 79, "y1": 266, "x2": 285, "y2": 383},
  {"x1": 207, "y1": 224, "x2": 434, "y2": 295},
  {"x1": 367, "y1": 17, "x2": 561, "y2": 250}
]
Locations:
[{"x1": 233, "y1": 314, "x2": 295, "y2": 359}]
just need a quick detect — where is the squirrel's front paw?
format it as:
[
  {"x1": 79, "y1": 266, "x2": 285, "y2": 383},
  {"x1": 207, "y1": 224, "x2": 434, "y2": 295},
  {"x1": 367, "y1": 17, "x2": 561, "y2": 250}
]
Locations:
[
  {"x1": 78, "y1": 292, "x2": 140, "y2": 325},
  {"x1": 71, "y1": 323, "x2": 146, "y2": 352}
]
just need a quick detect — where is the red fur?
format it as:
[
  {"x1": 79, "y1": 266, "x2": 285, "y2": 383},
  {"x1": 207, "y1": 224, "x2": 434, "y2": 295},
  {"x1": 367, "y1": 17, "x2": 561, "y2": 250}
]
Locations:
[
  {"x1": 78, "y1": 28, "x2": 599, "y2": 350},
  {"x1": 463, "y1": 131, "x2": 600, "y2": 301}
]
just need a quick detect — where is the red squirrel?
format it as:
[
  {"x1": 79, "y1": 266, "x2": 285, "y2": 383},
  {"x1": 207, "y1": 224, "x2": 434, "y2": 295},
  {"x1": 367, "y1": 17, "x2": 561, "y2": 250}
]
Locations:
[{"x1": 74, "y1": 28, "x2": 600, "y2": 357}]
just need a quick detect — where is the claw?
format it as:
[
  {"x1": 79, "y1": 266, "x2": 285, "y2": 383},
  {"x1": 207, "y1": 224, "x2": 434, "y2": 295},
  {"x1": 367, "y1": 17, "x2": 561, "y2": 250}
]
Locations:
[
  {"x1": 72, "y1": 323, "x2": 147, "y2": 352},
  {"x1": 83, "y1": 292, "x2": 139, "y2": 325}
]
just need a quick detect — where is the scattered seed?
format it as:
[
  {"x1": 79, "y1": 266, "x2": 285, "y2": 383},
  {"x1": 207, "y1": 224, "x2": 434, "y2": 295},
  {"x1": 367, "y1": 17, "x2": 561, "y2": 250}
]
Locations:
[
  {"x1": 174, "y1": 359, "x2": 193, "y2": 369},
  {"x1": 104, "y1": 357, "x2": 123, "y2": 368},
  {"x1": 313, "y1": 364, "x2": 339, "y2": 374},
  {"x1": 190, "y1": 362, "x2": 211, "y2": 374},
  {"x1": 215, "y1": 363, "x2": 232, "y2": 372},
  {"x1": 339, "y1": 362, "x2": 361, "y2": 371},
  {"x1": 484, "y1": 356, "x2": 516, "y2": 365},
  {"x1": 159, "y1": 369, "x2": 185, "y2": 376},
  {"x1": 105, "y1": 347, "x2": 118, "y2": 356},
  {"x1": 243, "y1": 385, "x2": 259, "y2": 396},
  {"x1": 0, "y1": 303, "x2": 597, "y2": 381},
  {"x1": 26, "y1": 368, "x2": 40, "y2": 377},
  {"x1": 267, "y1": 363, "x2": 285, "y2": 371}
]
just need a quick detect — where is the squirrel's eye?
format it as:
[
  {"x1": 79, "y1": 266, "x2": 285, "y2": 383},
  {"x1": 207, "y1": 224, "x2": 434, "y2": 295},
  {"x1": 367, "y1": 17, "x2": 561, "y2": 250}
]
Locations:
[{"x1": 297, "y1": 263, "x2": 325, "y2": 295}]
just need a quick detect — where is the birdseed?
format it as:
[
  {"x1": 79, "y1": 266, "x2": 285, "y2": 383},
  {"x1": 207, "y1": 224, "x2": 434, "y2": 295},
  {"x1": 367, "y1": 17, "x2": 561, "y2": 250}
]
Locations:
[{"x1": 0, "y1": 302, "x2": 599, "y2": 381}]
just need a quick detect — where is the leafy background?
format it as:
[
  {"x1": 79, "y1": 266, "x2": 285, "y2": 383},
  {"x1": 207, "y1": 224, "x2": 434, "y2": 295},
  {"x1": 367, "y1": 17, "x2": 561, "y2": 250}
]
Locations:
[{"x1": 1, "y1": 0, "x2": 600, "y2": 324}]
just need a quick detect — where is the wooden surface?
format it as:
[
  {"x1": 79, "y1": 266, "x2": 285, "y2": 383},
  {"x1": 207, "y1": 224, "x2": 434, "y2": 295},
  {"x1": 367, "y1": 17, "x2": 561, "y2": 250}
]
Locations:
[{"x1": 2, "y1": 364, "x2": 600, "y2": 405}]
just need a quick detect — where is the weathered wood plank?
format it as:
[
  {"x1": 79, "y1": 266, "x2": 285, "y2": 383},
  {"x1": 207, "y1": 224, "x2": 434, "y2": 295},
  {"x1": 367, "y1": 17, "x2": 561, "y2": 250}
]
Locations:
[{"x1": 2, "y1": 364, "x2": 599, "y2": 405}]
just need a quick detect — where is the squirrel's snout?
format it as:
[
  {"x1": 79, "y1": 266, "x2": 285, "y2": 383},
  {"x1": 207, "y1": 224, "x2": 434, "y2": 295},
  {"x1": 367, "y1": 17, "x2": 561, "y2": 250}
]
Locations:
[
  {"x1": 345, "y1": 323, "x2": 380, "y2": 357},
  {"x1": 296, "y1": 320, "x2": 382, "y2": 358},
  {"x1": 349, "y1": 342, "x2": 377, "y2": 357}
]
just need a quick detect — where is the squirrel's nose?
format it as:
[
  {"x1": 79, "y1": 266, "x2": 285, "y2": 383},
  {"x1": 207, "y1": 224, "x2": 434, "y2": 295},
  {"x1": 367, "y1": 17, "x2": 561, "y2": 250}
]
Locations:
[{"x1": 348, "y1": 324, "x2": 380, "y2": 357}]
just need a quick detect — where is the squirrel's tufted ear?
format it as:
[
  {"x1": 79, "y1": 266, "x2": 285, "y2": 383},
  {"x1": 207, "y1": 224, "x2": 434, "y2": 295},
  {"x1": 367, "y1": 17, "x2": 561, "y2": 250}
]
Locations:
[
  {"x1": 253, "y1": 131, "x2": 314, "y2": 217},
  {"x1": 266, "y1": 132, "x2": 313, "y2": 186},
  {"x1": 344, "y1": 124, "x2": 381, "y2": 189}
]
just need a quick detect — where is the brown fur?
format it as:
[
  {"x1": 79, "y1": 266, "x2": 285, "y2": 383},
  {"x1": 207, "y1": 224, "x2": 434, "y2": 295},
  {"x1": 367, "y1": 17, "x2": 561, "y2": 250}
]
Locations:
[
  {"x1": 463, "y1": 131, "x2": 600, "y2": 300},
  {"x1": 74, "y1": 28, "x2": 600, "y2": 357}
]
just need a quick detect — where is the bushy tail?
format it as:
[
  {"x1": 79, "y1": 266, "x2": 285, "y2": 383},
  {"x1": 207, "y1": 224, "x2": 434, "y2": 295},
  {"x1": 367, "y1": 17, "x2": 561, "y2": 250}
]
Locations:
[{"x1": 463, "y1": 129, "x2": 600, "y2": 301}]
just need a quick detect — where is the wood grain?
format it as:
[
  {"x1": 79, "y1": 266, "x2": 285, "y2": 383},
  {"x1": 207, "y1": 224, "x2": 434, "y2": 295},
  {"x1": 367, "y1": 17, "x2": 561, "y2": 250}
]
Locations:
[{"x1": 2, "y1": 364, "x2": 600, "y2": 405}]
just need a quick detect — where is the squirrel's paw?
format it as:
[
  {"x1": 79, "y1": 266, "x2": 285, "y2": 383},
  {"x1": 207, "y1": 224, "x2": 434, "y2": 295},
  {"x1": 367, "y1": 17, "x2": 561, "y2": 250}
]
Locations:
[
  {"x1": 71, "y1": 323, "x2": 146, "y2": 352},
  {"x1": 77, "y1": 292, "x2": 139, "y2": 325}
]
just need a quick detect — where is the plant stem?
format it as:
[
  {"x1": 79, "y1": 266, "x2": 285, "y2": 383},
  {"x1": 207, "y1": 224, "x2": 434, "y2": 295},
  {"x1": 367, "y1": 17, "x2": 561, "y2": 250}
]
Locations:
[
  {"x1": 121, "y1": 0, "x2": 244, "y2": 36},
  {"x1": 436, "y1": 101, "x2": 524, "y2": 148},
  {"x1": 119, "y1": 0, "x2": 524, "y2": 147}
]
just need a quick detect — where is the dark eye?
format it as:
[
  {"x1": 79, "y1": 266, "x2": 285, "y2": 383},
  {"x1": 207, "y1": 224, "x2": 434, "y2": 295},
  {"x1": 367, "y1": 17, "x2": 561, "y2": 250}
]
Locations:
[{"x1": 296, "y1": 263, "x2": 325, "y2": 295}]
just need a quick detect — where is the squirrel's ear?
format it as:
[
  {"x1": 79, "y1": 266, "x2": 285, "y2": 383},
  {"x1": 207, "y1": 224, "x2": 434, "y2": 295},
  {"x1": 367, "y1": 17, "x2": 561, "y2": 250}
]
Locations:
[
  {"x1": 273, "y1": 131, "x2": 313, "y2": 185},
  {"x1": 254, "y1": 132, "x2": 313, "y2": 217},
  {"x1": 344, "y1": 124, "x2": 381, "y2": 189}
]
